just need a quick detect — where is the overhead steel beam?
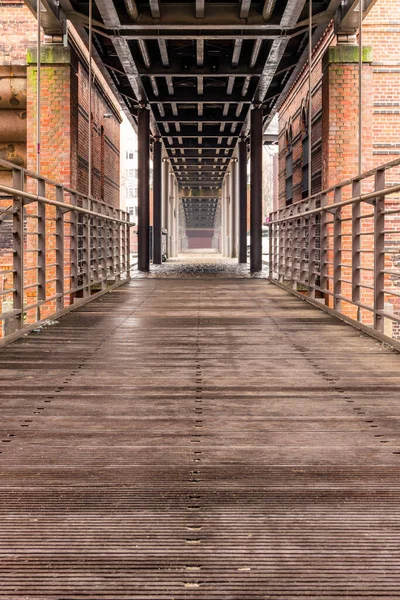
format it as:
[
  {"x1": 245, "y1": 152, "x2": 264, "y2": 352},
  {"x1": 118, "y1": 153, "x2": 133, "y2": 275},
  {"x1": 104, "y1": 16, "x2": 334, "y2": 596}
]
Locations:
[
  {"x1": 138, "y1": 63, "x2": 263, "y2": 76},
  {"x1": 264, "y1": 0, "x2": 345, "y2": 126},
  {"x1": 149, "y1": 0, "x2": 161, "y2": 19},
  {"x1": 25, "y1": 0, "x2": 66, "y2": 35},
  {"x1": 196, "y1": 0, "x2": 205, "y2": 19},
  {"x1": 263, "y1": 0, "x2": 277, "y2": 20},
  {"x1": 81, "y1": 4, "x2": 290, "y2": 28},
  {"x1": 240, "y1": 0, "x2": 252, "y2": 19},
  {"x1": 156, "y1": 116, "x2": 244, "y2": 123},
  {"x1": 147, "y1": 91, "x2": 253, "y2": 103},
  {"x1": 94, "y1": 0, "x2": 146, "y2": 103},
  {"x1": 336, "y1": 0, "x2": 377, "y2": 33}
]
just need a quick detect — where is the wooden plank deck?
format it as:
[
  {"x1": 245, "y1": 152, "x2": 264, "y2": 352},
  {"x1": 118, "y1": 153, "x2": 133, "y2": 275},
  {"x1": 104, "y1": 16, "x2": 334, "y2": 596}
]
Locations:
[{"x1": 0, "y1": 275, "x2": 400, "y2": 598}]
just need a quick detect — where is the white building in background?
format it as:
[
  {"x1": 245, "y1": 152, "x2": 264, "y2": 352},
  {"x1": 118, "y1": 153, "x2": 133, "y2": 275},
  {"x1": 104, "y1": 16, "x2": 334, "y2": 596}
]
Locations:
[{"x1": 120, "y1": 114, "x2": 139, "y2": 223}]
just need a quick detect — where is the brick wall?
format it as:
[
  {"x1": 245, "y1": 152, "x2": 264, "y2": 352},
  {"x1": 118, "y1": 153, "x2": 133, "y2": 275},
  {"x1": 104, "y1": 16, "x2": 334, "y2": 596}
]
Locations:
[
  {"x1": 0, "y1": 1, "x2": 122, "y2": 331},
  {"x1": 0, "y1": 0, "x2": 37, "y2": 65},
  {"x1": 277, "y1": 0, "x2": 400, "y2": 333}
]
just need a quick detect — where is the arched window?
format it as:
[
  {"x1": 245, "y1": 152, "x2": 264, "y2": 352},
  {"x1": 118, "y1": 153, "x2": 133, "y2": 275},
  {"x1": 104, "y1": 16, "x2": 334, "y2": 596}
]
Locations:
[{"x1": 285, "y1": 123, "x2": 293, "y2": 206}]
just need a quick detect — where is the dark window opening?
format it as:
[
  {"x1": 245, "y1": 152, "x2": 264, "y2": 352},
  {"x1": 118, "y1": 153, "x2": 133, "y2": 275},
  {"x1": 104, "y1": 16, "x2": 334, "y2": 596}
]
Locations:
[{"x1": 285, "y1": 125, "x2": 293, "y2": 206}]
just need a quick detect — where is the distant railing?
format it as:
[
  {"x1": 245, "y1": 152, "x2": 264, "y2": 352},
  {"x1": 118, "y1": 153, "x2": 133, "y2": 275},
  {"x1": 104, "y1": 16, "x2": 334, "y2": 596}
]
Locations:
[
  {"x1": 269, "y1": 157, "x2": 400, "y2": 344},
  {"x1": 0, "y1": 159, "x2": 131, "y2": 346}
]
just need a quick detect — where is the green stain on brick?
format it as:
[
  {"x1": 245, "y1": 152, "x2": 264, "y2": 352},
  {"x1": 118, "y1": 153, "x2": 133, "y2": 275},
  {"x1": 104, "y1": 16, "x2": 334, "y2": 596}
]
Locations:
[
  {"x1": 27, "y1": 45, "x2": 71, "y2": 65},
  {"x1": 325, "y1": 45, "x2": 373, "y2": 66}
]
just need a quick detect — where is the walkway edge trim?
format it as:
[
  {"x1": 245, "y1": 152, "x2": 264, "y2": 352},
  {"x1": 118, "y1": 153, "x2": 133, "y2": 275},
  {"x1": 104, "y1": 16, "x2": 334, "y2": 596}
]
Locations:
[
  {"x1": 269, "y1": 278, "x2": 400, "y2": 353},
  {"x1": 0, "y1": 278, "x2": 130, "y2": 350}
]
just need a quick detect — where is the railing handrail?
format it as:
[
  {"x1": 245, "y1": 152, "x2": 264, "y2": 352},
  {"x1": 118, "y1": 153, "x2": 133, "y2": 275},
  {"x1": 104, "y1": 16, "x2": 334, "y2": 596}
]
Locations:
[
  {"x1": 0, "y1": 182, "x2": 131, "y2": 225},
  {"x1": 270, "y1": 157, "x2": 400, "y2": 224},
  {"x1": 0, "y1": 158, "x2": 126, "y2": 218},
  {"x1": 270, "y1": 181, "x2": 400, "y2": 225}
]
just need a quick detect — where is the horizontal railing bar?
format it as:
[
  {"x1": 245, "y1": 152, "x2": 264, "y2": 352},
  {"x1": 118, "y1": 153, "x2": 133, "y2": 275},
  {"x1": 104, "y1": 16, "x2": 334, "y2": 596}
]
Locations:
[
  {"x1": 23, "y1": 266, "x2": 39, "y2": 272},
  {"x1": 0, "y1": 269, "x2": 14, "y2": 275},
  {"x1": 0, "y1": 159, "x2": 128, "y2": 220},
  {"x1": 271, "y1": 184, "x2": 400, "y2": 226},
  {"x1": 377, "y1": 309, "x2": 400, "y2": 323},
  {"x1": 0, "y1": 309, "x2": 22, "y2": 321},
  {"x1": 23, "y1": 283, "x2": 40, "y2": 290},
  {"x1": 0, "y1": 183, "x2": 130, "y2": 226},
  {"x1": 0, "y1": 288, "x2": 15, "y2": 296},
  {"x1": 384, "y1": 288, "x2": 400, "y2": 298}
]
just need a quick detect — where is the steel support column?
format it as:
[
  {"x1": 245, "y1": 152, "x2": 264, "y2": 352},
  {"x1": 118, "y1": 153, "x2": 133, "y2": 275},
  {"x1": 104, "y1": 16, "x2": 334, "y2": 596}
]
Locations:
[
  {"x1": 138, "y1": 107, "x2": 150, "y2": 271},
  {"x1": 238, "y1": 137, "x2": 248, "y2": 263},
  {"x1": 153, "y1": 137, "x2": 162, "y2": 264},
  {"x1": 230, "y1": 157, "x2": 238, "y2": 258},
  {"x1": 226, "y1": 171, "x2": 231, "y2": 256},
  {"x1": 169, "y1": 173, "x2": 175, "y2": 257},
  {"x1": 250, "y1": 106, "x2": 262, "y2": 272},
  {"x1": 162, "y1": 155, "x2": 169, "y2": 235},
  {"x1": 174, "y1": 180, "x2": 179, "y2": 255}
]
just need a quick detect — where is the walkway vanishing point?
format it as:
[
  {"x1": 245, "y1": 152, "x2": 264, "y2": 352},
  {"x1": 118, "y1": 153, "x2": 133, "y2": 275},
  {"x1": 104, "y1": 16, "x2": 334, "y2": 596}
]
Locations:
[{"x1": 0, "y1": 259, "x2": 400, "y2": 599}]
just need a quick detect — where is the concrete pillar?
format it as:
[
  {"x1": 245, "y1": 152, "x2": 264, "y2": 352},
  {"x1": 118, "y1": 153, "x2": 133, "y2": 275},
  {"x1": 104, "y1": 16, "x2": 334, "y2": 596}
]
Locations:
[
  {"x1": 152, "y1": 137, "x2": 162, "y2": 264},
  {"x1": 230, "y1": 157, "x2": 238, "y2": 258},
  {"x1": 138, "y1": 107, "x2": 150, "y2": 272},
  {"x1": 238, "y1": 137, "x2": 247, "y2": 263},
  {"x1": 250, "y1": 106, "x2": 262, "y2": 272}
]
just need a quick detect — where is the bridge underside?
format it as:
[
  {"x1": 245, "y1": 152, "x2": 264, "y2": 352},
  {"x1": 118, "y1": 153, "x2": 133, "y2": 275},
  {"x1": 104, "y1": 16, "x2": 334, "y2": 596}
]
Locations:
[
  {"x1": 26, "y1": 0, "x2": 366, "y2": 268},
  {"x1": 0, "y1": 263, "x2": 399, "y2": 598}
]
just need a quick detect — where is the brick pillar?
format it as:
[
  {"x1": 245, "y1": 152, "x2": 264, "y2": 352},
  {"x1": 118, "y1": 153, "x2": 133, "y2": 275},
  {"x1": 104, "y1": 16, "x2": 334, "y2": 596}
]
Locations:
[
  {"x1": 26, "y1": 44, "x2": 77, "y2": 186},
  {"x1": 322, "y1": 44, "x2": 373, "y2": 187},
  {"x1": 321, "y1": 44, "x2": 373, "y2": 316},
  {"x1": 25, "y1": 45, "x2": 78, "y2": 318}
]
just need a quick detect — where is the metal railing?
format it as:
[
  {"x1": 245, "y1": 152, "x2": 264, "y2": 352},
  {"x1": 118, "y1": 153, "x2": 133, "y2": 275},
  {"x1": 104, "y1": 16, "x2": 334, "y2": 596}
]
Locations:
[
  {"x1": 269, "y1": 157, "x2": 400, "y2": 345},
  {"x1": 0, "y1": 160, "x2": 131, "y2": 346}
]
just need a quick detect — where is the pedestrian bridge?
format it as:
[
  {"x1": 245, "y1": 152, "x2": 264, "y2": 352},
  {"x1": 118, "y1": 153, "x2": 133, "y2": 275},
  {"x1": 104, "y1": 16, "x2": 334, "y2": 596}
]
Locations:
[{"x1": 0, "y1": 254, "x2": 400, "y2": 599}]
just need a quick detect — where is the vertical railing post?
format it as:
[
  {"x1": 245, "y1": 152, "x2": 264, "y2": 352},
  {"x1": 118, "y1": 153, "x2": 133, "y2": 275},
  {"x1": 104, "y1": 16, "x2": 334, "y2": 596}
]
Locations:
[
  {"x1": 352, "y1": 179, "x2": 361, "y2": 320},
  {"x1": 82, "y1": 197, "x2": 90, "y2": 297},
  {"x1": 121, "y1": 210, "x2": 127, "y2": 278},
  {"x1": 333, "y1": 187, "x2": 342, "y2": 311},
  {"x1": 299, "y1": 212, "x2": 306, "y2": 286},
  {"x1": 99, "y1": 207, "x2": 107, "y2": 288},
  {"x1": 126, "y1": 213, "x2": 131, "y2": 277},
  {"x1": 291, "y1": 217, "x2": 298, "y2": 290},
  {"x1": 91, "y1": 200, "x2": 99, "y2": 287},
  {"x1": 284, "y1": 209, "x2": 291, "y2": 281},
  {"x1": 268, "y1": 218, "x2": 273, "y2": 279},
  {"x1": 37, "y1": 177, "x2": 46, "y2": 320},
  {"x1": 109, "y1": 209, "x2": 115, "y2": 281},
  {"x1": 12, "y1": 168, "x2": 24, "y2": 333},
  {"x1": 320, "y1": 193, "x2": 328, "y2": 297},
  {"x1": 55, "y1": 185, "x2": 65, "y2": 311},
  {"x1": 70, "y1": 192, "x2": 78, "y2": 303},
  {"x1": 374, "y1": 168, "x2": 386, "y2": 332},
  {"x1": 278, "y1": 209, "x2": 285, "y2": 282},
  {"x1": 274, "y1": 213, "x2": 279, "y2": 278},
  {"x1": 308, "y1": 198, "x2": 317, "y2": 298},
  {"x1": 115, "y1": 209, "x2": 121, "y2": 282}
]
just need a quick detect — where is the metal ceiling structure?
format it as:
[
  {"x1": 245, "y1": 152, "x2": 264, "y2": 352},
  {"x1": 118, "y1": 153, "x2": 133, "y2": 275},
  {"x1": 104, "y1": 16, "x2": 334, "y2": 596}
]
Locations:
[{"x1": 25, "y1": 0, "x2": 364, "y2": 233}]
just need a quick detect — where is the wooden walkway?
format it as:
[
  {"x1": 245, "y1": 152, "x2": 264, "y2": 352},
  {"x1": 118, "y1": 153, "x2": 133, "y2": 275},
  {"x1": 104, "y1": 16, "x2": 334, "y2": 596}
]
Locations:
[{"x1": 0, "y1": 275, "x2": 400, "y2": 598}]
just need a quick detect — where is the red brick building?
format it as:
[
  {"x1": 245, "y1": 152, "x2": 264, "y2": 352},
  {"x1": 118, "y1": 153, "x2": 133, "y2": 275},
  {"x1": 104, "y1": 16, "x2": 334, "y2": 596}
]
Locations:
[
  {"x1": 278, "y1": 0, "x2": 400, "y2": 208},
  {"x1": 277, "y1": 0, "x2": 400, "y2": 333},
  {"x1": 0, "y1": 1, "x2": 122, "y2": 331}
]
